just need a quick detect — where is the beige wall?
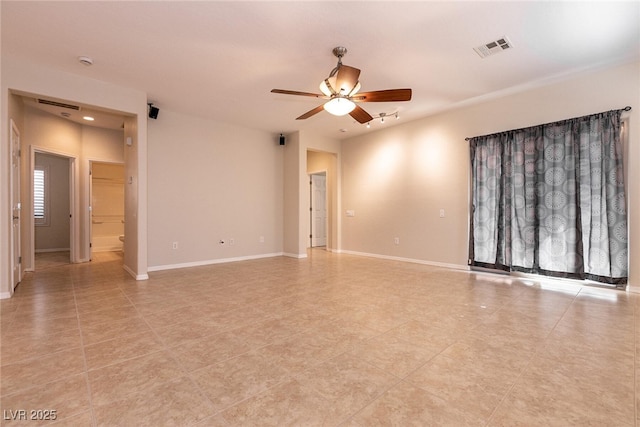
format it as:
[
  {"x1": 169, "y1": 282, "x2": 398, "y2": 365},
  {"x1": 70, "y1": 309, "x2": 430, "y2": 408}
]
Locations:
[
  {"x1": 282, "y1": 132, "x2": 302, "y2": 257},
  {"x1": 147, "y1": 109, "x2": 284, "y2": 269},
  {"x1": 34, "y1": 152, "x2": 70, "y2": 251},
  {"x1": 341, "y1": 60, "x2": 640, "y2": 289}
]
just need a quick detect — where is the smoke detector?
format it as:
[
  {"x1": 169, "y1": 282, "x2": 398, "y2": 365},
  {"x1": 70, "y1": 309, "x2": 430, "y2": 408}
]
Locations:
[{"x1": 474, "y1": 37, "x2": 513, "y2": 58}]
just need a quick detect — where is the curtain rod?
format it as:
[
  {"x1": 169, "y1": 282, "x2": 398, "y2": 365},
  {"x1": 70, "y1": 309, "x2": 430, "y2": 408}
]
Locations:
[{"x1": 464, "y1": 106, "x2": 632, "y2": 141}]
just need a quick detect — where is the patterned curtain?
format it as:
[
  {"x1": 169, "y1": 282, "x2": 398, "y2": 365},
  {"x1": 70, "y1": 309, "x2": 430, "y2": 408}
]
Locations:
[{"x1": 469, "y1": 110, "x2": 628, "y2": 286}]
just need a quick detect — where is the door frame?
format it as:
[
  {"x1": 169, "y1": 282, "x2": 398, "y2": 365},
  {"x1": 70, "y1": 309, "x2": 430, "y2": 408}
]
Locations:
[
  {"x1": 10, "y1": 119, "x2": 21, "y2": 291},
  {"x1": 29, "y1": 146, "x2": 78, "y2": 270}
]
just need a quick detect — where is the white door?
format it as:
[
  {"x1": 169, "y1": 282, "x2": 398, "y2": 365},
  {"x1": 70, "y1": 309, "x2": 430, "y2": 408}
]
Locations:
[
  {"x1": 10, "y1": 120, "x2": 21, "y2": 290},
  {"x1": 311, "y1": 173, "x2": 327, "y2": 247}
]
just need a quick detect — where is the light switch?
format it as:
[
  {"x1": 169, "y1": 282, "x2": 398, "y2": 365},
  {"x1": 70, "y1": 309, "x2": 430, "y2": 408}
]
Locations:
[{"x1": 346, "y1": 210, "x2": 355, "y2": 217}]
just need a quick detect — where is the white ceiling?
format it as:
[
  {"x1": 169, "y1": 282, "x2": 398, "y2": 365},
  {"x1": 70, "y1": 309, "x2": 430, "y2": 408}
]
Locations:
[{"x1": 2, "y1": 1, "x2": 639, "y2": 139}]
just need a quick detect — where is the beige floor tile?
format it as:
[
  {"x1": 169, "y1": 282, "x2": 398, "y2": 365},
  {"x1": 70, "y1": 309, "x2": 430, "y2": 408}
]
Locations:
[
  {"x1": 88, "y1": 350, "x2": 185, "y2": 406},
  {"x1": 353, "y1": 380, "x2": 477, "y2": 426},
  {"x1": 48, "y1": 410, "x2": 93, "y2": 426},
  {"x1": 0, "y1": 329, "x2": 82, "y2": 364},
  {"x1": 1, "y1": 314, "x2": 79, "y2": 341},
  {"x1": 170, "y1": 330, "x2": 251, "y2": 372},
  {"x1": 77, "y1": 304, "x2": 140, "y2": 327},
  {"x1": 384, "y1": 319, "x2": 458, "y2": 353},
  {"x1": 258, "y1": 331, "x2": 346, "y2": 376},
  {"x1": 220, "y1": 379, "x2": 337, "y2": 426},
  {"x1": 232, "y1": 317, "x2": 302, "y2": 348},
  {"x1": 142, "y1": 303, "x2": 215, "y2": 329},
  {"x1": 3, "y1": 249, "x2": 635, "y2": 426},
  {"x1": 1, "y1": 348, "x2": 85, "y2": 397},
  {"x1": 153, "y1": 317, "x2": 223, "y2": 347},
  {"x1": 192, "y1": 350, "x2": 291, "y2": 412},
  {"x1": 75, "y1": 293, "x2": 132, "y2": 314},
  {"x1": 84, "y1": 331, "x2": 164, "y2": 370},
  {"x1": 349, "y1": 333, "x2": 438, "y2": 378},
  {"x1": 79, "y1": 315, "x2": 153, "y2": 345},
  {"x1": 405, "y1": 353, "x2": 507, "y2": 421},
  {"x1": 93, "y1": 376, "x2": 214, "y2": 426},
  {"x1": 0, "y1": 374, "x2": 90, "y2": 425},
  {"x1": 296, "y1": 353, "x2": 398, "y2": 421},
  {"x1": 489, "y1": 381, "x2": 634, "y2": 427}
]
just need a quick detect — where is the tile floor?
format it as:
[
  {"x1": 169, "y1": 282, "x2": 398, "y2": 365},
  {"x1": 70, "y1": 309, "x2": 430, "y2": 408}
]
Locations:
[{"x1": 0, "y1": 250, "x2": 636, "y2": 426}]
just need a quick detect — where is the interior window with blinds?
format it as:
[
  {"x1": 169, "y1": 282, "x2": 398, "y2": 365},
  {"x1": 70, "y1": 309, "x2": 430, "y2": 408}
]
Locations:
[{"x1": 34, "y1": 166, "x2": 49, "y2": 226}]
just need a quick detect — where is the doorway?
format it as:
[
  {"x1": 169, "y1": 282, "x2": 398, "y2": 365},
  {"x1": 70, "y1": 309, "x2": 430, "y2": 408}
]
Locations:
[
  {"x1": 310, "y1": 172, "x2": 327, "y2": 248},
  {"x1": 32, "y1": 151, "x2": 75, "y2": 270},
  {"x1": 90, "y1": 161, "x2": 125, "y2": 259}
]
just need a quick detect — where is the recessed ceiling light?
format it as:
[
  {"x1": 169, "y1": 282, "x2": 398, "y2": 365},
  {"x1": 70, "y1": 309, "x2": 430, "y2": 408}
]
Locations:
[
  {"x1": 83, "y1": 116, "x2": 95, "y2": 121},
  {"x1": 78, "y1": 56, "x2": 93, "y2": 66}
]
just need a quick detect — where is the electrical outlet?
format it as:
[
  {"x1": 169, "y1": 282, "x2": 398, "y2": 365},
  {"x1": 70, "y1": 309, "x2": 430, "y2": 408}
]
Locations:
[
  {"x1": 439, "y1": 209, "x2": 445, "y2": 218},
  {"x1": 259, "y1": 236, "x2": 265, "y2": 243},
  {"x1": 229, "y1": 238, "x2": 235, "y2": 246},
  {"x1": 394, "y1": 237, "x2": 400, "y2": 245},
  {"x1": 172, "y1": 242, "x2": 178, "y2": 250}
]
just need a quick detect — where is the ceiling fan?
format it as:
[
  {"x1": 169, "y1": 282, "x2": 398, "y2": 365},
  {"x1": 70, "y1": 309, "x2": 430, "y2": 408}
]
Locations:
[{"x1": 271, "y1": 47, "x2": 412, "y2": 124}]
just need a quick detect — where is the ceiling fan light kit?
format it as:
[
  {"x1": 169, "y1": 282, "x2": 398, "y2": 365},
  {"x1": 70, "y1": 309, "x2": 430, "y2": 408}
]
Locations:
[
  {"x1": 324, "y1": 97, "x2": 356, "y2": 116},
  {"x1": 271, "y1": 46, "x2": 412, "y2": 124}
]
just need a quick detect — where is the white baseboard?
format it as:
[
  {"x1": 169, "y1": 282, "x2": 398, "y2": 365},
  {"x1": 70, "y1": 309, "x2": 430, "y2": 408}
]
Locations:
[
  {"x1": 147, "y1": 252, "x2": 285, "y2": 273},
  {"x1": 123, "y1": 264, "x2": 149, "y2": 281},
  {"x1": 339, "y1": 249, "x2": 469, "y2": 271},
  {"x1": 0, "y1": 291, "x2": 13, "y2": 299},
  {"x1": 283, "y1": 252, "x2": 308, "y2": 259},
  {"x1": 93, "y1": 246, "x2": 123, "y2": 253}
]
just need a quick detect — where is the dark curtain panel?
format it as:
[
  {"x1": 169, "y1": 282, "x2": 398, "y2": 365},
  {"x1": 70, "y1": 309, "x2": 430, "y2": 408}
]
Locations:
[{"x1": 469, "y1": 110, "x2": 627, "y2": 286}]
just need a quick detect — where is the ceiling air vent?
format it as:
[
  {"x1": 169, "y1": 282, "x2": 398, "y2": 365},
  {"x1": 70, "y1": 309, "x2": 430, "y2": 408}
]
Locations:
[
  {"x1": 473, "y1": 36, "x2": 513, "y2": 59},
  {"x1": 37, "y1": 99, "x2": 80, "y2": 110}
]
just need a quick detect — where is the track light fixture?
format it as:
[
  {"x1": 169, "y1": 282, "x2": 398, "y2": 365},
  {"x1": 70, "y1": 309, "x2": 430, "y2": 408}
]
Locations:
[{"x1": 364, "y1": 112, "x2": 399, "y2": 128}]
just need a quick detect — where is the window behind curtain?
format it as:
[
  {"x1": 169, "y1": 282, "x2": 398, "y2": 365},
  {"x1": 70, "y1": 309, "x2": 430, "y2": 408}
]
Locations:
[{"x1": 469, "y1": 109, "x2": 628, "y2": 287}]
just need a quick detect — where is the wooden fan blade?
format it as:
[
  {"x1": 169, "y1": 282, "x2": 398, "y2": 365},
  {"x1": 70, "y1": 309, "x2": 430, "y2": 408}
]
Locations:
[
  {"x1": 296, "y1": 105, "x2": 325, "y2": 120},
  {"x1": 335, "y1": 65, "x2": 361, "y2": 94},
  {"x1": 352, "y1": 89, "x2": 412, "y2": 102},
  {"x1": 349, "y1": 105, "x2": 374, "y2": 124},
  {"x1": 271, "y1": 89, "x2": 326, "y2": 98}
]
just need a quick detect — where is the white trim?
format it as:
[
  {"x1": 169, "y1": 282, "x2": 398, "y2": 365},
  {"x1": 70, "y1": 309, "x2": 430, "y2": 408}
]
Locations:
[
  {"x1": 147, "y1": 252, "x2": 285, "y2": 272},
  {"x1": 123, "y1": 263, "x2": 148, "y2": 280},
  {"x1": 35, "y1": 248, "x2": 70, "y2": 253},
  {"x1": 283, "y1": 252, "x2": 308, "y2": 259},
  {"x1": 339, "y1": 249, "x2": 469, "y2": 271},
  {"x1": 0, "y1": 292, "x2": 12, "y2": 300},
  {"x1": 628, "y1": 285, "x2": 640, "y2": 294},
  {"x1": 10, "y1": 119, "x2": 22, "y2": 292}
]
